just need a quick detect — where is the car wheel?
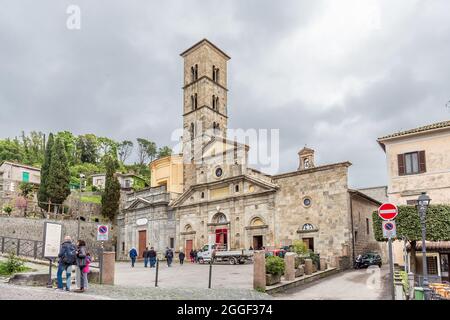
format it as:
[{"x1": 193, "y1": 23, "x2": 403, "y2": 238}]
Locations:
[
  {"x1": 229, "y1": 257, "x2": 237, "y2": 265},
  {"x1": 198, "y1": 258, "x2": 204, "y2": 264},
  {"x1": 378, "y1": 263, "x2": 382, "y2": 268}
]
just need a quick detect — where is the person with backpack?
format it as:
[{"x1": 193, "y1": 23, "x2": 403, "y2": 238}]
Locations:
[
  {"x1": 148, "y1": 247, "x2": 157, "y2": 268},
  {"x1": 57, "y1": 235, "x2": 76, "y2": 291},
  {"x1": 179, "y1": 251, "x2": 185, "y2": 265},
  {"x1": 74, "y1": 240, "x2": 87, "y2": 292},
  {"x1": 165, "y1": 247, "x2": 173, "y2": 267},
  {"x1": 129, "y1": 247, "x2": 138, "y2": 267},
  {"x1": 81, "y1": 252, "x2": 92, "y2": 291}
]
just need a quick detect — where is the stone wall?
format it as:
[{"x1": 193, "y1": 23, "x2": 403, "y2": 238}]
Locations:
[
  {"x1": 273, "y1": 163, "x2": 353, "y2": 264},
  {"x1": 0, "y1": 216, "x2": 117, "y2": 256}
]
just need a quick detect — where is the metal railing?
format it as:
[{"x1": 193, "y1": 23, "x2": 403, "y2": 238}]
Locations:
[{"x1": 0, "y1": 236, "x2": 44, "y2": 259}]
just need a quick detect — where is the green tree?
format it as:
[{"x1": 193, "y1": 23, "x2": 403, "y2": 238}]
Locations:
[
  {"x1": 0, "y1": 138, "x2": 24, "y2": 163},
  {"x1": 372, "y1": 205, "x2": 450, "y2": 272},
  {"x1": 118, "y1": 140, "x2": 133, "y2": 164},
  {"x1": 38, "y1": 133, "x2": 54, "y2": 211},
  {"x1": 56, "y1": 131, "x2": 78, "y2": 165},
  {"x1": 47, "y1": 137, "x2": 71, "y2": 213},
  {"x1": 136, "y1": 138, "x2": 157, "y2": 165},
  {"x1": 76, "y1": 134, "x2": 99, "y2": 164},
  {"x1": 157, "y1": 146, "x2": 172, "y2": 159},
  {"x1": 101, "y1": 156, "x2": 121, "y2": 222}
]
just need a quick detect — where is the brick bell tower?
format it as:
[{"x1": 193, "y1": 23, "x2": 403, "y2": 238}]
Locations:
[{"x1": 180, "y1": 39, "x2": 231, "y2": 190}]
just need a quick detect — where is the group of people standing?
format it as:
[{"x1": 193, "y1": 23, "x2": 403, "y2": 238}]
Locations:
[
  {"x1": 56, "y1": 235, "x2": 92, "y2": 293},
  {"x1": 128, "y1": 247, "x2": 194, "y2": 267}
]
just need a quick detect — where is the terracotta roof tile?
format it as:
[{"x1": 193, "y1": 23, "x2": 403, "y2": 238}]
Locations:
[{"x1": 378, "y1": 120, "x2": 450, "y2": 141}]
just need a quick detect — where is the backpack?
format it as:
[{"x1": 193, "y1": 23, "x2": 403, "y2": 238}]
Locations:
[{"x1": 62, "y1": 243, "x2": 77, "y2": 265}]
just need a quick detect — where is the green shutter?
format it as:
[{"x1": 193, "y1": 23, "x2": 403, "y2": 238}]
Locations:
[{"x1": 22, "y1": 172, "x2": 30, "y2": 182}]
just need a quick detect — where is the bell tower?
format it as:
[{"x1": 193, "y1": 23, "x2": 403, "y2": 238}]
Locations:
[{"x1": 180, "y1": 39, "x2": 230, "y2": 190}]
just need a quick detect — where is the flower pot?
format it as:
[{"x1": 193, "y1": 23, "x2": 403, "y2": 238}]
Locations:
[{"x1": 266, "y1": 273, "x2": 281, "y2": 286}]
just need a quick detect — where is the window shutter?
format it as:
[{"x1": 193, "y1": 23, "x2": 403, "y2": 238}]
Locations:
[
  {"x1": 397, "y1": 154, "x2": 405, "y2": 176},
  {"x1": 419, "y1": 150, "x2": 426, "y2": 173}
]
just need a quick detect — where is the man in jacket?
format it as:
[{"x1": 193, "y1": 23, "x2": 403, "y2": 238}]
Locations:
[
  {"x1": 143, "y1": 247, "x2": 149, "y2": 268},
  {"x1": 129, "y1": 247, "x2": 138, "y2": 267},
  {"x1": 165, "y1": 247, "x2": 173, "y2": 267},
  {"x1": 57, "y1": 236, "x2": 76, "y2": 291},
  {"x1": 148, "y1": 247, "x2": 157, "y2": 268}
]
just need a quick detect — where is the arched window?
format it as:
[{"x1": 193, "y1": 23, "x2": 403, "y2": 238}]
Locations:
[
  {"x1": 215, "y1": 97, "x2": 219, "y2": 111},
  {"x1": 212, "y1": 65, "x2": 216, "y2": 81},
  {"x1": 191, "y1": 95, "x2": 195, "y2": 110},
  {"x1": 212, "y1": 95, "x2": 216, "y2": 109},
  {"x1": 194, "y1": 93, "x2": 198, "y2": 109},
  {"x1": 191, "y1": 66, "x2": 195, "y2": 82},
  {"x1": 235, "y1": 185, "x2": 239, "y2": 192},
  {"x1": 185, "y1": 224, "x2": 193, "y2": 232},
  {"x1": 201, "y1": 192, "x2": 205, "y2": 199},
  {"x1": 302, "y1": 223, "x2": 315, "y2": 231},
  {"x1": 216, "y1": 69, "x2": 220, "y2": 82},
  {"x1": 212, "y1": 213, "x2": 227, "y2": 224},
  {"x1": 194, "y1": 64, "x2": 198, "y2": 80}
]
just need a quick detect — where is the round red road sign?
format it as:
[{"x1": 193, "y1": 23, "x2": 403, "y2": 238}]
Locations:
[{"x1": 378, "y1": 203, "x2": 398, "y2": 220}]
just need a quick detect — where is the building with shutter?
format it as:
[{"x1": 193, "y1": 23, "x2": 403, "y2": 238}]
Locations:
[
  {"x1": 377, "y1": 120, "x2": 450, "y2": 281},
  {"x1": 117, "y1": 39, "x2": 384, "y2": 266}
]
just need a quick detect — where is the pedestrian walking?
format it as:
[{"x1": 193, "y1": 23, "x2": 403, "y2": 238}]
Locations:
[
  {"x1": 179, "y1": 251, "x2": 185, "y2": 265},
  {"x1": 143, "y1": 247, "x2": 149, "y2": 268},
  {"x1": 189, "y1": 249, "x2": 195, "y2": 263},
  {"x1": 148, "y1": 247, "x2": 157, "y2": 268},
  {"x1": 74, "y1": 240, "x2": 87, "y2": 293},
  {"x1": 165, "y1": 247, "x2": 173, "y2": 267},
  {"x1": 129, "y1": 247, "x2": 138, "y2": 267},
  {"x1": 56, "y1": 235, "x2": 76, "y2": 291}
]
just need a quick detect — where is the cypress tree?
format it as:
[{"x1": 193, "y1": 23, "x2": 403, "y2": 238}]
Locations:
[
  {"x1": 101, "y1": 156, "x2": 121, "y2": 222},
  {"x1": 47, "y1": 137, "x2": 71, "y2": 213},
  {"x1": 38, "y1": 133, "x2": 54, "y2": 211}
]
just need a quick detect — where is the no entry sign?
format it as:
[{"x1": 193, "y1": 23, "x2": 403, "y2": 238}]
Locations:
[
  {"x1": 378, "y1": 203, "x2": 398, "y2": 221},
  {"x1": 97, "y1": 225, "x2": 109, "y2": 241}
]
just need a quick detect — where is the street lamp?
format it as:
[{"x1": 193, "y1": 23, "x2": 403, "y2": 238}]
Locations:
[
  {"x1": 77, "y1": 174, "x2": 85, "y2": 241},
  {"x1": 416, "y1": 192, "x2": 431, "y2": 300}
]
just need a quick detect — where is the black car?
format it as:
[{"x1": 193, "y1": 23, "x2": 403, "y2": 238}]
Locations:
[{"x1": 354, "y1": 252, "x2": 382, "y2": 269}]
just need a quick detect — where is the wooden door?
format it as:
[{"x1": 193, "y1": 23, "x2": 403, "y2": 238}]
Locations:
[
  {"x1": 185, "y1": 240, "x2": 193, "y2": 259},
  {"x1": 302, "y1": 238, "x2": 314, "y2": 252},
  {"x1": 138, "y1": 230, "x2": 147, "y2": 259}
]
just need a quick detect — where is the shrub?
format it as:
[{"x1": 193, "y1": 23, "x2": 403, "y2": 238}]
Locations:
[
  {"x1": 309, "y1": 251, "x2": 320, "y2": 268},
  {"x1": 3, "y1": 204, "x2": 13, "y2": 216},
  {"x1": 292, "y1": 240, "x2": 309, "y2": 255},
  {"x1": 0, "y1": 253, "x2": 28, "y2": 275},
  {"x1": 265, "y1": 256, "x2": 285, "y2": 276}
]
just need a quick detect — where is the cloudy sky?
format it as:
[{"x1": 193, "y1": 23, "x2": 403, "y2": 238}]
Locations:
[{"x1": 1, "y1": 0, "x2": 449, "y2": 188}]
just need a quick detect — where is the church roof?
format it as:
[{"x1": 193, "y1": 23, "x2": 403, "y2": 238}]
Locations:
[
  {"x1": 180, "y1": 38, "x2": 231, "y2": 60},
  {"x1": 377, "y1": 120, "x2": 450, "y2": 151}
]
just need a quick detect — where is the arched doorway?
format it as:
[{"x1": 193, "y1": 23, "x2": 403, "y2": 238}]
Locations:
[
  {"x1": 211, "y1": 213, "x2": 229, "y2": 250},
  {"x1": 250, "y1": 217, "x2": 265, "y2": 250}
]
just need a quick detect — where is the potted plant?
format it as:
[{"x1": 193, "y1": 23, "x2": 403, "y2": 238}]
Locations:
[
  {"x1": 265, "y1": 256, "x2": 285, "y2": 286},
  {"x1": 292, "y1": 240, "x2": 308, "y2": 276}
]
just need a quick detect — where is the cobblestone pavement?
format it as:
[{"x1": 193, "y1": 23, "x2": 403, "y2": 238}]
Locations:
[
  {"x1": 0, "y1": 282, "x2": 270, "y2": 300},
  {"x1": 114, "y1": 260, "x2": 254, "y2": 290},
  {"x1": 272, "y1": 265, "x2": 391, "y2": 300}
]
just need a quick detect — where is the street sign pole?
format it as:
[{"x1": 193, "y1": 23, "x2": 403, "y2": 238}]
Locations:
[{"x1": 388, "y1": 237, "x2": 395, "y2": 300}]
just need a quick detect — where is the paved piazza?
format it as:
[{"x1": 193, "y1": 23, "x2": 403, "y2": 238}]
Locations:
[{"x1": 114, "y1": 261, "x2": 254, "y2": 290}]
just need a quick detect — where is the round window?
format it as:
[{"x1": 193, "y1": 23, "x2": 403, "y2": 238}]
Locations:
[
  {"x1": 215, "y1": 167, "x2": 223, "y2": 178},
  {"x1": 303, "y1": 197, "x2": 312, "y2": 207}
]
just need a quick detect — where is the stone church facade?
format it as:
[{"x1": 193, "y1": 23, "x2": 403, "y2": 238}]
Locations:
[{"x1": 117, "y1": 39, "x2": 383, "y2": 265}]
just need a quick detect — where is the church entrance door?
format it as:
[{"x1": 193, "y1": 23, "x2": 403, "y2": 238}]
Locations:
[
  {"x1": 185, "y1": 240, "x2": 193, "y2": 259},
  {"x1": 253, "y1": 235, "x2": 263, "y2": 250},
  {"x1": 215, "y1": 228, "x2": 228, "y2": 250},
  {"x1": 138, "y1": 230, "x2": 147, "y2": 260}
]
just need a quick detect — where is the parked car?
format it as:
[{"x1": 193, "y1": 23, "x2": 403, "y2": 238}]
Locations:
[{"x1": 354, "y1": 252, "x2": 382, "y2": 269}]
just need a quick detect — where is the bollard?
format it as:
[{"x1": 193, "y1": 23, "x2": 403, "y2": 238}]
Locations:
[
  {"x1": 305, "y1": 259, "x2": 313, "y2": 275},
  {"x1": 408, "y1": 272, "x2": 415, "y2": 300},
  {"x1": 47, "y1": 258, "x2": 53, "y2": 288},
  {"x1": 253, "y1": 251, "x2": 266, "y2": 291},
  {"x1": 208, "y1": 258, "x2": 213, "y2": 289},
  {"x1": 284, "y1": 253, "x2": 295, "y2": 281},
  {"x1": 155, "y1": 258, "x2": 159, "y2": 287}
]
